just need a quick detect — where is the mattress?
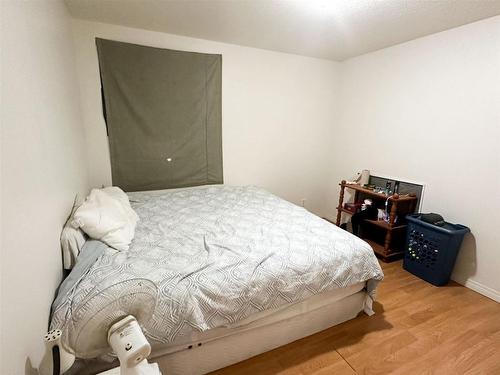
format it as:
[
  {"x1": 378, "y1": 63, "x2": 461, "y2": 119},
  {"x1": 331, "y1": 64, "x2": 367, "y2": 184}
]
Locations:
[{"x1": 51, "y1": 185, "x2": 383, "y2": 359}]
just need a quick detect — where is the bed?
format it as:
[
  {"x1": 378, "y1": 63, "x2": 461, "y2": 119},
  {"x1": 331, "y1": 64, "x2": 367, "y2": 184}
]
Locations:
[{"x1": 51, "y1": 185, "x2": 383, "y2": 374}]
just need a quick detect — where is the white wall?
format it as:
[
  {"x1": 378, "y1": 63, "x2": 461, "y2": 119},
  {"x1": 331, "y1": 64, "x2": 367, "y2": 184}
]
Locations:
[
  {"x1": 334, "y1": 16, "x2": 500, "y2": 300},
  {"x1": 0, "y1": 1, "x2": 89, "y2": 374},
  {"x1": 71, "y1": 20, "x2": 340, "y2": 218}
]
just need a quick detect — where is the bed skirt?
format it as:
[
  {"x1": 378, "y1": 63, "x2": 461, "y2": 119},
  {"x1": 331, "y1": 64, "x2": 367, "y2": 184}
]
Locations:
[{"x1": 153, "y1": 289, "x2": 366, "y2": 374}]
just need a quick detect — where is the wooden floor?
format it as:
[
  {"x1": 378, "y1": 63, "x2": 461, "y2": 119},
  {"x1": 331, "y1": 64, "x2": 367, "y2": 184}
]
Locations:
[{"x1": 211, "y1": 261, "x2": 500, "y2": 375}]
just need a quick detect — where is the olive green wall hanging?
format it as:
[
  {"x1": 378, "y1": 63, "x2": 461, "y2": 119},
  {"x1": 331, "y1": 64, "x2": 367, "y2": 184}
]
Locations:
[{"x1": 96, "y1": 38, "x2": 223, "y2": 191}]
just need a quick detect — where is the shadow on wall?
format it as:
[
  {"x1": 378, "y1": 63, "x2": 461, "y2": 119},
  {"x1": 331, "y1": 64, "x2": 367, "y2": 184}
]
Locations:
[{"x1": 452, "y1": 232, "x2": 477, "y2": 284}]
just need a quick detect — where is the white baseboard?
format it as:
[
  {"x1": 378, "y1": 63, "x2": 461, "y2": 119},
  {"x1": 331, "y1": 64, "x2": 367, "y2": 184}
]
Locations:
[{"x1": 453, "y1": 277, "x2": 500, "y2": 303}]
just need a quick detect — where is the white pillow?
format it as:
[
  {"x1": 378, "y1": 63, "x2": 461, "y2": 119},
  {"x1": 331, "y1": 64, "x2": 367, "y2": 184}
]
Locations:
[
  {"x1": 102, "y1": 186, "x2": 139, "y2": 223},
  {"x1": 71, "y1": 187, "x2": 139, "y2": 251}
]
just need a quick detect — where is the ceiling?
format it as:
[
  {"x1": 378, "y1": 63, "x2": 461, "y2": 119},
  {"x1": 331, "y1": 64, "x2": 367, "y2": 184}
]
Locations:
[{"x1": 65, "y1": 0, "x2": 500, "y2": 61}]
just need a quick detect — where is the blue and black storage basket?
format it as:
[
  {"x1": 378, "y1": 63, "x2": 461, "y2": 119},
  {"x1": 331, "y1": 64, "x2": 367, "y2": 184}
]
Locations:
[{"x1": 403, "y1": 214, "x2": 470, "y2": 286}]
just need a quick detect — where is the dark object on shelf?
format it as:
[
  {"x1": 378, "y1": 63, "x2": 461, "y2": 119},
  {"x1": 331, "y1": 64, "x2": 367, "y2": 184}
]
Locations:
[
  {"x1": 336, "y1": 181, "x2": 418, "y2": 262},
  {"x1": 351, "y1": 206, "x2": 377, "y2": 236},
  {"x1": 385, "y1": 181, "x2": 392, "y2": 194},
  {"x1": 403, "y1": 214, "x2": 470, "y2": 286},
  {"x1": 343, "y1": 202, "x2": 363, "y2": 213},
  {"x1": 420, "y1": 213, "x2": 445, "y2": 227}
]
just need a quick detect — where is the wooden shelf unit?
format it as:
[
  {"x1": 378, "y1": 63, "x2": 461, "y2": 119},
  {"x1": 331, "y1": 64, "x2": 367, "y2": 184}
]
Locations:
[{"x1": 336, "y1": 180, "x2": 418, "y2": 262}]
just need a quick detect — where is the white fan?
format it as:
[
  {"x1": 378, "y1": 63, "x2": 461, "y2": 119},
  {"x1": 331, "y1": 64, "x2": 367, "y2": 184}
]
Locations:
[{"x1": 40, "y1": 278, "x2": 161, "y2": 375}]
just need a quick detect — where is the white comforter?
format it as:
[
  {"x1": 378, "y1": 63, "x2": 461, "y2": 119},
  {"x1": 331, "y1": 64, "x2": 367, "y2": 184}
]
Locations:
[{"x1": 51, "y1": 185, "x2": 383, "y2": 357}]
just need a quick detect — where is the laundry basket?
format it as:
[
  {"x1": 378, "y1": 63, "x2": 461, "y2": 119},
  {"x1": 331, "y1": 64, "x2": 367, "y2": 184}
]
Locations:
[{"x1": 403, "y1": 214, "x2": 469, "y2": 286}]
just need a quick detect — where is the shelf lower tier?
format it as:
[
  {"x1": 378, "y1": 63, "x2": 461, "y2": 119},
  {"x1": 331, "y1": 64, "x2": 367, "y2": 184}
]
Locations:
[
  {"x1": 364, "y1": 219, "x2": 407, "y2": 231},
  {"x1": 363, "y1": 238, "x2": 405, "y2": 262},
  {"x1": 336, "y1": 207, "x2": 407, "y2": 231}
]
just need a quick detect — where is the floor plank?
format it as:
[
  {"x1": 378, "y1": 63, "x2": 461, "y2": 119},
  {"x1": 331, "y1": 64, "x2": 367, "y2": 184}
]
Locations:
[{"x1": 210, "y1": 260, "x2": 500, "y2": 374}]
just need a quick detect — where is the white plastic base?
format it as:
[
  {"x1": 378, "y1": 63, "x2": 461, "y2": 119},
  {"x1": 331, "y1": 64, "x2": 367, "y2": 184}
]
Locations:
[
  {"x1": 96, "y1": 367, "x2": 120, "y2": 375},
  {"x1": 96, "y1": 362, "x2": 161, "y2": 375}
]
